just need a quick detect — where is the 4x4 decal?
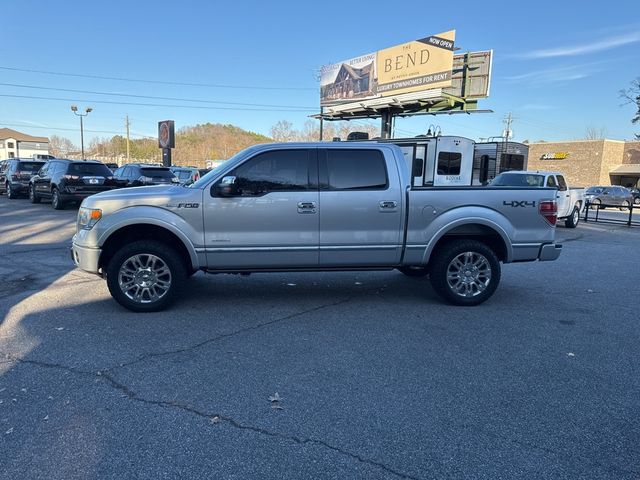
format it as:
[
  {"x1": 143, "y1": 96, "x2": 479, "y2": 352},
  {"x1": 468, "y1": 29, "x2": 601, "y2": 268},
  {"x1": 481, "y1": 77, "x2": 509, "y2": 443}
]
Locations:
[{"x1": 503, "y1": 200, "x2": 536, "y2": 208}]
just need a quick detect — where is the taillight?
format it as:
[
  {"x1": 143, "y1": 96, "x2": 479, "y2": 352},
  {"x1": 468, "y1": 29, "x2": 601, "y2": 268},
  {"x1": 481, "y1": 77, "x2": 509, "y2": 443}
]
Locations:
[
  {"x1": 539, "y1": 200, "x2": 557, "y2": 226},
  {"x1": 12, "y1": 170, "x2": 21, "y2": 179}
]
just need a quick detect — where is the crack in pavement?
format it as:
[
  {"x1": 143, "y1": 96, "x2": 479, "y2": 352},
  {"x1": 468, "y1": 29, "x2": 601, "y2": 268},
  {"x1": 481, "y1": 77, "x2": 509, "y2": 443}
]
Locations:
[
  {"x1": 6, "y1": 354, "x2": 639, "y2": 479},
  {"x1": 4, "y1": 354, "x2": 421, "y2": 480},
  {"x1": 103, "y1": 290, "x2": 373, "y2": 372}
]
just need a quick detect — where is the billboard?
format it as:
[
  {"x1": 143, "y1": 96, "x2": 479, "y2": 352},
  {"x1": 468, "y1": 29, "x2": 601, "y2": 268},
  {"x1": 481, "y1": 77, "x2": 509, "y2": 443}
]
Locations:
[
  {"x1": 320, "y1": 30, "x2": 456, "y2": 106},
  {"x1": 444, "y1": 50, "x2": 493, "y2": 99},
  {"x1": 158, "y1": 120, "x2": 175, "y2": 149}
]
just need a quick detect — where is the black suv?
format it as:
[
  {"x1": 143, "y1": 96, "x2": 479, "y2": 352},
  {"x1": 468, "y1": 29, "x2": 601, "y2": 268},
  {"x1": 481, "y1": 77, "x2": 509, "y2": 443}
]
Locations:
[
  {"x1": 0, "y1": 158, "x2": 45, "y2": 198},
  {"x1": 29, "y1": 159, "x2": 120, "y2": 209},
  {"x1": 112, "y1": 164, "x2": 180, "y2": 187}
]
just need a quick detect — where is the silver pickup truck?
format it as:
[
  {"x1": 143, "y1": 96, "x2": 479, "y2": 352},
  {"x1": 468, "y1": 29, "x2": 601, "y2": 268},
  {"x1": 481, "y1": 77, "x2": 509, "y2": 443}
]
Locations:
[{"x1": 71, "y1": 142, "x2": 562, "y2": 312}]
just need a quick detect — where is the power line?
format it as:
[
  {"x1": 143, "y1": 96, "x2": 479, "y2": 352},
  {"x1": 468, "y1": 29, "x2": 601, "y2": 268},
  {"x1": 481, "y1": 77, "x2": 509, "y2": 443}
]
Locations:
[
  {"x1": 0, "y1": 121, "x2": 154, "y2": 138},
  {"x1": 0, "y1": 93, "x2": 316, "y2": 113},
  {"x1": 0, "y1": 82, "x2": 315, "y2": 110},
  {"x1": 0, "y1": 65, "x2": 317, "y2": 91}
]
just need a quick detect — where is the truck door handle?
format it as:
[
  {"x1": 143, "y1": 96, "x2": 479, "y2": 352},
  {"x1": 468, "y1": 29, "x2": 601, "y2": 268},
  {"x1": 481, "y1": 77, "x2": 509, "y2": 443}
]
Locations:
[
  {"x1": 379, "y1": 201, "x2": 397, "y2": 209},
  {"x1": 297, "y1": 201, "x2": 317, "y2": 214}
]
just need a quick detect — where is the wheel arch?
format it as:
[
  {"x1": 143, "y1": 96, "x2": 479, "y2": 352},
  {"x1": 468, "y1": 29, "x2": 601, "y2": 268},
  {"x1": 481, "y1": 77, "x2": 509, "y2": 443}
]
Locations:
[
  {"x1": 98, "y1": 223, "x2": 198, "y2": 274},
  {"x1": 423, "y1": 220, "x2": 511, "y2": 265}
]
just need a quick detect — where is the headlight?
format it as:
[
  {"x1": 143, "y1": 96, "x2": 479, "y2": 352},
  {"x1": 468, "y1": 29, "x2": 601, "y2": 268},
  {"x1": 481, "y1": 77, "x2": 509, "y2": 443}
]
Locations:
[{"x1": 78, "y1": 207, "x2": 102, "y2": 230}]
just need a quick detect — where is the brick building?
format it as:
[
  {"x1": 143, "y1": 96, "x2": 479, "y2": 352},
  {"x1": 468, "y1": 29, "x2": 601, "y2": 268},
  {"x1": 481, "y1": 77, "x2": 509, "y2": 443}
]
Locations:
[{"x1": 527, "y1": 139, "x2": 640, "y2": 188}]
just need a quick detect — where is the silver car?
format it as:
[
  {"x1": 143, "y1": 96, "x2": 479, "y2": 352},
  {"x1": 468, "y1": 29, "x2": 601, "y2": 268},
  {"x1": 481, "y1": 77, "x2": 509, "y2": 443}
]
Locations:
[{"x1": 586, "y1": 186, "x2": 634, "y2": 209}]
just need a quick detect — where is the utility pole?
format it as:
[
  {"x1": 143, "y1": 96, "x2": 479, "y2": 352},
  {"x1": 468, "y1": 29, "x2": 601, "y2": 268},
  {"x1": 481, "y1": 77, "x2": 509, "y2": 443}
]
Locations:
[
  {"x1": 503, "y1": 112, "x2": 513, "y2": 141},
  {"x1": 125, "y1": 115, "x2": 130, "y2": 163}
]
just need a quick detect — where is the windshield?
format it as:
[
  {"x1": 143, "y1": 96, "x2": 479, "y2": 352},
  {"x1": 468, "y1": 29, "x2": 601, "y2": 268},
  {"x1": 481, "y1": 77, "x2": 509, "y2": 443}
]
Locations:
[
  {"x1": 17, "y1": 161, "x2": 44, "y2": 172},
  {"x1": 68, "y1": 163, "x2": 113, "y2": 176},
  {"x1": 491, "y1": 173, "x2": 545, "y2": 187}
]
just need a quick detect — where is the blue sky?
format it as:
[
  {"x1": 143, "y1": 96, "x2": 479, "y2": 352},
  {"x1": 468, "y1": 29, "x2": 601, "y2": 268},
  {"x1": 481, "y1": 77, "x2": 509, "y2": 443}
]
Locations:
[{"x1": 1, "y1": 0, "x2": 639, "y2": 146}]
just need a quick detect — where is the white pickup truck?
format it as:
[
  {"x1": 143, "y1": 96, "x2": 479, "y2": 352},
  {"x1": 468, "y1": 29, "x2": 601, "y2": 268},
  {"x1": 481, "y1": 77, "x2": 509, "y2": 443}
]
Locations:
[{"x1": 491, "y1": 170, "x2": 585, "y2": 228}]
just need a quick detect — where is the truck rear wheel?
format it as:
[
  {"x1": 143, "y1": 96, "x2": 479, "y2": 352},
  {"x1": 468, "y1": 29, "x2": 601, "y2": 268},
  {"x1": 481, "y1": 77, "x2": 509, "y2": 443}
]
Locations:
[
  {"x1": 429, "y1": 239, "x2": 500, "y2": 306},
  {"x1": 564, "y1": 206, "x2": 580, "y2": 228},
  {"x1": 106, "y1": 240, "x2": 186, "y2": 312}
]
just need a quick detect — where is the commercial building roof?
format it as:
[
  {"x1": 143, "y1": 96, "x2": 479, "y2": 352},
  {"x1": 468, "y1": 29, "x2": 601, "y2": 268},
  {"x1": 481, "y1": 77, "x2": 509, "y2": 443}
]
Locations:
[
  {"x1": 0, "y1": 128, "x2": 49, "y2": 143},
  {"x1": 610, "y1": 164, "x2": 640, "y2": 175}
]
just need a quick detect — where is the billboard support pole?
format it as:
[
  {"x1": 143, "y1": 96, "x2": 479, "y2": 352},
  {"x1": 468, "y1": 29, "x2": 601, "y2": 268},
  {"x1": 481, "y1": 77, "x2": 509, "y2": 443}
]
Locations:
[
  {"x1": 380, "y1": 110, "x2": 393, "y2": 139},
  {"x1": 319, "y1": 106, "x2": 324, "y2": 141},
  {"x1": 162, "y1": 148, "x2": 172, "y2": 167}
]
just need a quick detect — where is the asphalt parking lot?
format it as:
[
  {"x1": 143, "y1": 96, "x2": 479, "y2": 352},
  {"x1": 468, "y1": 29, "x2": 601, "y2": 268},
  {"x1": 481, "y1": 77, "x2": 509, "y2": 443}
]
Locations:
[{"x1": 1, "y1": 195, "x2": 639, "y2": 480}]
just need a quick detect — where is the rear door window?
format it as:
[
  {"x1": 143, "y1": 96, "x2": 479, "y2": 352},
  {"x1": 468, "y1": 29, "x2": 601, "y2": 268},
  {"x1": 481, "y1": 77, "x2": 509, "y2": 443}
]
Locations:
[
  {"x1": 556, "y1": 175, "x2": 568, "y2": 191},
  {"x1": 323, "y1": 149, "x2": 387, "y2": 190}
]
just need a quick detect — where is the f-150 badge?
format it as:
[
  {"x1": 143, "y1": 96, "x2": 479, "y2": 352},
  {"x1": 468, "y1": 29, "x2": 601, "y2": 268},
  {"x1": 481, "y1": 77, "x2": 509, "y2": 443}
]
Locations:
[{"x1": 166, "y1": 203, "x2": 200, "y2": 208}]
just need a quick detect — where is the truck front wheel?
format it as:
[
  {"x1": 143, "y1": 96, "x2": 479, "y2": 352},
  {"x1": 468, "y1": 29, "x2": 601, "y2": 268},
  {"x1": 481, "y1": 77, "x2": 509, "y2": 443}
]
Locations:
[
  {"x1": 429, "y1": 240, "x2": 500, "y2": 306},
  {"x1": 106, "y1": 240, "x2": 186, "y2": 312}
]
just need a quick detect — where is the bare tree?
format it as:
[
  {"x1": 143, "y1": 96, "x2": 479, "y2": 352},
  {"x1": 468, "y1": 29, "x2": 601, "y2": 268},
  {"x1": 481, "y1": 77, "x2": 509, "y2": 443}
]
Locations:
[
  {"x1": 620, "y1": 78, "x2": 640, "y2": 139},
  {"x1": 270, "y1": 120, "x2": 296, "y2": 142},
  {"x1": 584, "y1": 126, "x2": 607, "y2": 140},
  {"x1": 49, "y1": 135, "x2": 76, "y2": 157}
]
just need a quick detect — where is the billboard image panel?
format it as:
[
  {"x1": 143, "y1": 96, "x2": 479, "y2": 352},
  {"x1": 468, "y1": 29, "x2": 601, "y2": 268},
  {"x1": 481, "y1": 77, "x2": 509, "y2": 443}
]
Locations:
[
  {"x1": 320, "y1": 52, "x2": 377, "y2": 105},
  {"x1": 320, "y1": 30, "x2": 456, "y2": 106}
]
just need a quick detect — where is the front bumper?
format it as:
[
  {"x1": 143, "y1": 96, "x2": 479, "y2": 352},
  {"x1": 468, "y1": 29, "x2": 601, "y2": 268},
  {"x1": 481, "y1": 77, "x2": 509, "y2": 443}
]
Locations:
[
  {"x1": 71, "y1": 238, "x2": 102, "y2": 274},
  {"x1": 538, "y1": 243, "x2": 562, "y2": 261}
]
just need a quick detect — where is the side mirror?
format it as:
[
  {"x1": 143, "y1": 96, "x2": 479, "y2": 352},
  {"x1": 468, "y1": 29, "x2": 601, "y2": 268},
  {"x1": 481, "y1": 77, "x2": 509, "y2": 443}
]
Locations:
[{"x1": 214, "y1": 176, "x2": 240, "y2": 197}]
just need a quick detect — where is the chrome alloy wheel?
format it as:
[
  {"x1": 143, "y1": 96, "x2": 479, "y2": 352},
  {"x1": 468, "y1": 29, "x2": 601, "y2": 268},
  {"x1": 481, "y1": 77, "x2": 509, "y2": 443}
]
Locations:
[
  {"x1": 118, "y1": 254, "x2": 172, "y2": 303},
  {"x1": 446, "y1": 251, "x2": 492, "y2": 298}
]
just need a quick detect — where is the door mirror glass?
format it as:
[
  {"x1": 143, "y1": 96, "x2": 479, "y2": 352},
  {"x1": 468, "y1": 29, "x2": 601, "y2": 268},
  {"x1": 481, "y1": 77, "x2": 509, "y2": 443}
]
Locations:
[{"x1": 214, "y1": 176, "x2": 240, "y2": 197}]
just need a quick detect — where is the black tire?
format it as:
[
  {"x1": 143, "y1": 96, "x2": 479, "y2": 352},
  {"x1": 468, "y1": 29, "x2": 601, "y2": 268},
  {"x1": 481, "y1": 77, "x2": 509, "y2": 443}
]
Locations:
[
  {"x1": 6, "y1": 182, "x2": 17, "y2": 199},
  {"x1": 51, "y1": 187, "x2": 65, "y2": 210},
  {"x1": 619, "y1": 200, "x2": 629, "y2": 211},
  {"x1": 106, "y1": 240, "x2": 187, "y2": 312},
  {"x1": 398, "y1": 266, "x2": 429, "y2": 277},
  {"x1": 634, "y1": 197, "x2": 640, "y2": 205},
  {"x1": 429, "y1": 239, "x2": 501, "y2": 306},
  {"x1": 29, "y1": 184, "x2": 41, "y2": 204},
  {"x1": 564, "y1": 206, "x2": 580, "y2": 228}
]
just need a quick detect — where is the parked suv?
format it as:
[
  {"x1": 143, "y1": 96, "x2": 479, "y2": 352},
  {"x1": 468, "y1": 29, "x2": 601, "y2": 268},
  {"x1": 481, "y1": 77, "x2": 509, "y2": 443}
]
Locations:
[
  {"x1": 29, "y1": 159, "x2": 120, "y2": 209},
  {"x1": 112, "y1": 164, "x2": 180, "y2": 187},
  {"x1": 0, "y1": 158, "x2": 45, "y2": 198}
]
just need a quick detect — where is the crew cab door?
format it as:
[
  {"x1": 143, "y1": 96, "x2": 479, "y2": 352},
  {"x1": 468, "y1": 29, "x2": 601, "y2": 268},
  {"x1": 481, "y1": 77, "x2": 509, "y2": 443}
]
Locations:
[
  {"x1": 551, "y1": 175, "x2": 571, "y2": 216},
  {"x1": 203, "y1": 148, "x2": 319, "y2": 269},
  {"x1": 318, "y1": 147, "x2": 403, "y2": 266}
]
